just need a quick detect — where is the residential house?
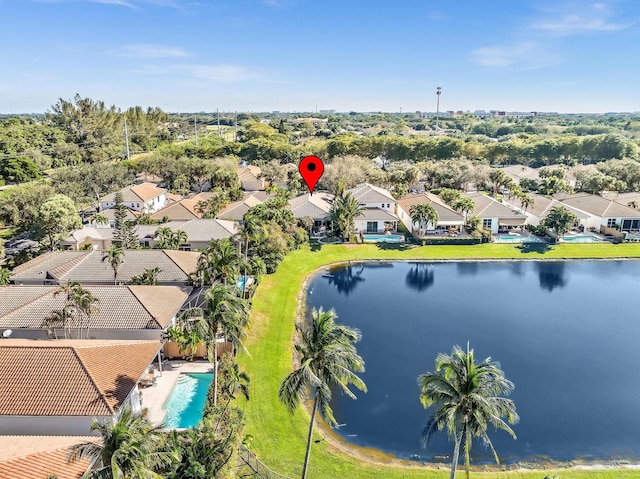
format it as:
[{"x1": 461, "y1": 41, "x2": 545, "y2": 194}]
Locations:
[
  {"x1": 238, "y1": 165, "x2": 265, "y2": 191},
  {"x1": 464, "y1": 192, "x2": 527, "y2": 234},
  {"x1": 347, "y1": 183, "x2": 400, "y2": 234},
  {"x1": 60, "y1": 224, "x2": 159, "y2": 251},
  {"x1": 0, "y1": 339, "x2": 163, "y2": 435},
  {"x1": 90, "y1": 207, "x2": 138, "y2": 229},
  {"x1": 140, "y1": 219, "x2": 237, "y2": 250},
  {"x1": 556, "y1": 192, "x2": 640, "y2": 232},
  {"x1": 503, "y1": 193, "x2": 591, "y2": 228},
  {"x1": 149, "y1": 198, "x2": 201, "y2": 221},
  {"x1": 10, "y1": 250, "x2": 199, "y2": 286},
  {"x1": 100, "y1": 182, "x2": 168, "y2": 214},
  {"x1": 216, "y1": 192, "x2": 269, "y2": 223},
  {"x1": 397, "y1": 192, "x2": 465, "y2": 236},
  {"x1": 0, "y1": 285, "x2": 190, "y2": 340},
  {"x1": 502, "y1": 165, "x2": 540, "y2": 185},
  {"x1": 288, "y1": 192, "x2": 333, "y2": 232},
  {"x1": 0, "y1": 435, "x2": 94, "y2": 479}
]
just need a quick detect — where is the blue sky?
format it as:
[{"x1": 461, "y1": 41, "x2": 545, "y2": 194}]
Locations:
[{"x1": 1, "y1": 0, "x2": 639, "y2": 113}]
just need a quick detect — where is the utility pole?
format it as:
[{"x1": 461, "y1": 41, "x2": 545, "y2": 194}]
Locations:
[
  {"x1": 124, "y1": 117, "x2": 130, "y2": 161},
  {"x1": 217, "y1": 109, "x2": 221, "y2": 137},
  {"x1": 435, "y1": 86, "x2": 442, "y2": 131},
  {"x1": 194, "y1": 116, "x2": 198, "y2": 146}
]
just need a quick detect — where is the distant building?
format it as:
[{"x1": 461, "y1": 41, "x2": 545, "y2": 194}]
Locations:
[{"x1": 100, "y1": 182, "x2": 168, "y2": 214}]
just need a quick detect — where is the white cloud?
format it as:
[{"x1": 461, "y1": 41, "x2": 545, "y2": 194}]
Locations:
[
  {"x1": 471, "y1": 42, "x2": 561, "y2": 70},
  {"x1": 531, "y1": 2, "x2": 634, "y2": 35},
  {"x1": 114, "y1": 44, "x2": 191, "y2": 58}
]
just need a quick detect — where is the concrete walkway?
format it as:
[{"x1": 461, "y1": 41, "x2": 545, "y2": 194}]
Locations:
[{"x1": 140, "y1": 359, "x2": 213, "y2": 428}]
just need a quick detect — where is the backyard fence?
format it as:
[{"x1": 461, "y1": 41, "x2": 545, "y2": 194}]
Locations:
[{"x1": 237, "y1": 445, "x2": 293, "y2": 479}]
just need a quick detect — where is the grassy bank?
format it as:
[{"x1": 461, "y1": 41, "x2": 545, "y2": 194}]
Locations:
[{"x1": 237, "y1": 243, "x2": 640, "y2": 478}]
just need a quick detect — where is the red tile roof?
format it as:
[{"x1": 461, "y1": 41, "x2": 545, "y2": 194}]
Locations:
[{"x1": 0, "y1": 339, "x2": 161, "y2": 416}]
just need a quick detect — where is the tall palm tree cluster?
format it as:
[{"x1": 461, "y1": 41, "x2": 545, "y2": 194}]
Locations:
[
  {"x1": 327, "y1": 183, "x2": 365, "y2": 242},
  {"x1": 154, "y1": 227, "x2": 188, "y2": 250},
  {"x1": 42, "y1": 280, "x2": 98, "y2": 339}
]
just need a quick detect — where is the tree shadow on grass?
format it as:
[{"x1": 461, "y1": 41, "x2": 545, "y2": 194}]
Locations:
[
  {"x1": 517, "y1": 243, "x2": 554, "y2": 254},
  {"x1": 310, "y1": 241, "x2": 322, "y2": 252}
]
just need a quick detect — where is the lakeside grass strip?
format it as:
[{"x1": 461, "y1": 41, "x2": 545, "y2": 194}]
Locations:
[{"x1": 237, "y1": 243, "x2": 640, "y2": 479}]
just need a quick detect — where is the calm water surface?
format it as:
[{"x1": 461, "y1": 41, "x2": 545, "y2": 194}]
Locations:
[{"x1": 306, "y1": 261, "x2": 640, "y2": 464}]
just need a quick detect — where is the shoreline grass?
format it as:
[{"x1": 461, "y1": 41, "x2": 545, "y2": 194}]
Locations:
[{"x1": 237, "y1": 243, "x2": 640, "y2": 478}]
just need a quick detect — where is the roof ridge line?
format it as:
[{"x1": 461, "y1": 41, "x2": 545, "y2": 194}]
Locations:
[
  {"x1": 48, "y1": 252, "x2": 92, "y2": 282},
  {"x1": 126, "y1": 286, "x2": 163, "y2": 329},
  {"x1": 70, "y1": 347, "x2": 114, "y2": 415},
  {"x1": 0, "y1": 287, "x2": 56, "y2": 319}
]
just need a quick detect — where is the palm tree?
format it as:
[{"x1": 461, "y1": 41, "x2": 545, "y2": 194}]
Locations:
[
  {"x1": 69, "y1": 406, "x2": 177, "y2": 478},
  {"x1": 215, "y1": 358, "x2": 250, "y2": 433},
  {"x1": 409, "y1": 203, "x2": 439, "y2": 237},
  {"x1": 418, "y1": 343, "x2": 518, "y2": 479},
  {"x1": 453, "y1": 197, "x2": 475, "y2": 225},
  {"x1": 628, "y1": 200, "x2": 639, "y2": 210},
  {"x1": 488, "y1": 169, "x2": 512, "y2": 198},
  {"x1": 279, "y1": 307, "x2": 367, "y2": 479},
  {"x1": 541, "y1": 206, "x2": 577, "y2": 242},
  {"x1": 200, "y1": 283, "x2": 250, "y2": 405},
  {"x1": 129, "y1": 267, "x2": 163, "y2": 285},
  {"x1": 192, "y1": 238, "x2": 245, "y2": 286},
  {"x1": 73, "y1": 286, "x2": 99, "y2": 339},
  {"x1": 42, "y1": 306, "x2": 74, "y2": 339},
  {"x1": 0, "y1": 267, "x2": 10, "y2": 285},
  {"x1": 328, "y1": 191, "x2": 365, "y2": 242},
  {"x1": 90, "y1": 213, "x2": 109, "y2": 227},
  {"x1": 154, "y1": 227, "x2": 173, "y2": 249},
  {"x1": 102, "y1": 246, "x2": 124, "y2": 285},
  {"x1": 519, "y1": 194, "x2": 535, "y2": 214},
  {"x1": 171, "y1": 229, "x2": 188, "y2": 249},
  {"x1": 236, "y1": 215, "x2": 265, "y2": 296}
]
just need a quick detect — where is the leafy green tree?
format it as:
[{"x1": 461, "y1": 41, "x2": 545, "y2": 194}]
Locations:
[
  {"x1": 538, "y1": 176, "x2": 572, "y2": 196},
  {"x1": 419, "y1": 344, "x2": 518, "y2": 479},
  {"x1": 69, "y1": 406, "x2": 177, "y2": 478},
  {"x1": 439, "y1": 188, "x2": 462, "y2": 207},
  {"x1": 0, "y1": 157, "x2": 42, "y2": 184},
  {"x1": 32, "y1": 194, "x2": 82, "y2": 250},
  {"x1": 409, "y1": 203, "x2": 439, "y2": 237},
  {"x1": 0, "y1": 267, "x2": 11, "y2": 285},
  {"x1": 279, "y1": 307, "x2": 366, "y2": 479},
  {"x1": 488, "y1": 169, "x2": 512, "y2": 198},
  {"x1": 200, "y1": 283, "x2": 250, "y2": 405},
  {"x1": 196, "y1": 191, "x2": 230, "y2": 218},
  {"x1": 541, "y1": 206, "x2": 577, "y2": 241},
  {"x1": 101, "y1": 246, "x2": 124, "y2": 285},
  {"x1": 112, "y1": 192, "x2": 138, "y2": 250}
]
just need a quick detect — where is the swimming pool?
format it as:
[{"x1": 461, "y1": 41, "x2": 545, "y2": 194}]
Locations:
[
  {"x1": 162, "y1": 373, "x2": 213, "y2": 429},
  {"x1": 362, "y1": 234, "x2": 404, "y2": 243},
  {"x1": 562, "y1": 235, "x2": 601, "y2": 243},
  {"x1": 495, "y1": 235, "x2": 546, "y2": 243}
]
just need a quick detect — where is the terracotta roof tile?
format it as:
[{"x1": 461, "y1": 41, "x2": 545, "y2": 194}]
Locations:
[
  {"x1": 0, "y1": 339, "x2": 161, "y2": 416},
  {"x1": 0, "y1": 443, "x2": 91, "y2": 479}
]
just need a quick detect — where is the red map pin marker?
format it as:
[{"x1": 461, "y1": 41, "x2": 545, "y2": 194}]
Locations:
[{"x1": 299, "y1": 155, "x2": 324, "y2": 195}]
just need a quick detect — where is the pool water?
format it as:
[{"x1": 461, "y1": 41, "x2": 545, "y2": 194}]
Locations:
[
  {"x1": 162, "y1": 373, "x2": 213, "y2": 428},
  {"x1": 495, "y1": 235, "x2": 546, "y2": 243},
  {"x1": 562, "y1": 235, "x2": 601, "y2": 243},
  {"x1": 363, "y1": 234, "x2": 404, "y2": 243}
]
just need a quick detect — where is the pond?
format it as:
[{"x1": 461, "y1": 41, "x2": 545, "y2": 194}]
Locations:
[{"x1": 306, "y1": 260, "x2": 640, "y2": 465}]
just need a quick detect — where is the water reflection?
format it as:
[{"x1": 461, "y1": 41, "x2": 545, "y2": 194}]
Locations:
[
  {"x1": 405, "y1": 263, "x2": 435, "y2": 292},
  {"x1": 536, "y1": 262, "x2": 568, "y2": 292},
  {"x1": 457, "y1": 262, "x2": 478, "y2": 276},
  {"x1": 326, "y1": 264, "x2": 365, "y2": 296}
]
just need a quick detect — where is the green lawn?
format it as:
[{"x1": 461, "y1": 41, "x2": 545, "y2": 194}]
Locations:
[{"x1": 237, "y1": 243, "x2": 640, "y2": 479}]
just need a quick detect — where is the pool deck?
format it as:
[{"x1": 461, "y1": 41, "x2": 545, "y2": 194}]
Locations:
[{"x1": 140, "y1": 359, "x2": 213, "y2": 428}]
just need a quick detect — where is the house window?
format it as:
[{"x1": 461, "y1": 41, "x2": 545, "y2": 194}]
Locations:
[
  {"x1": 366, "y1": 221, "x2": 378, "y2": 233},
  {"x1": 607, "y1": 218, "x2": 617, "y2": 228},
  {"x1": 386, "y1": 204, "x2": 390, "y2": 208},
  {"x1": 483, "y1": 219, "x2": 492, "y2": 229},
  {"x1": 179, "y1": 244, "x2": 192, "y2": 251},
  {"x1": 381, "y1": 204, "x2": 385, "y2": 208},
  {"x1": 136, "y1": 203, "x2": 140, "y2": 208}
]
